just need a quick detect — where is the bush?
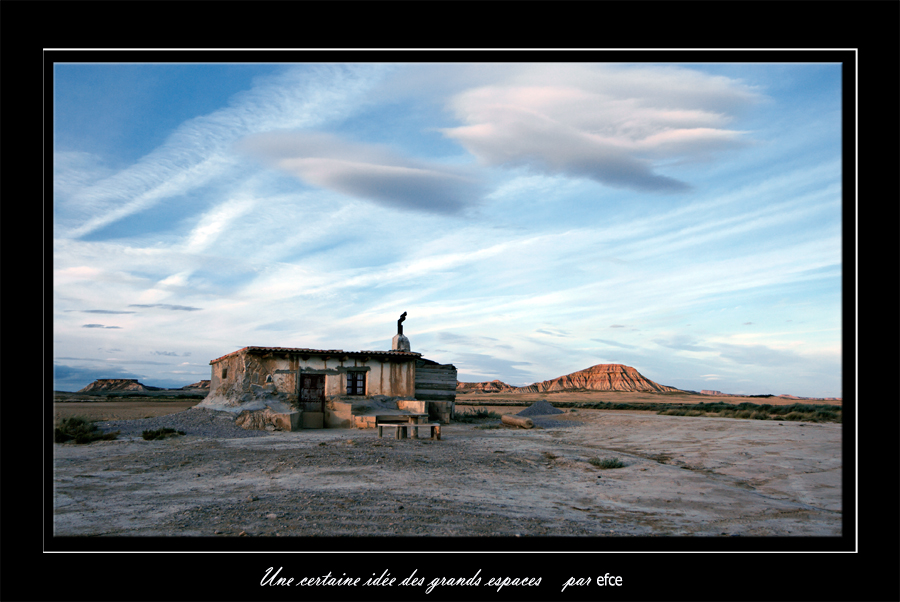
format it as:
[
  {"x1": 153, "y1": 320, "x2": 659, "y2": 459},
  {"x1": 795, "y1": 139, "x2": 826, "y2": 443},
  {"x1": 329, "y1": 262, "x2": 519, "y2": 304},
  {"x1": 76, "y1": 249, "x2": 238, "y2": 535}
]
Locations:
[
  {"x1": 453, "y1": 409, "x2": 501, "y2": 423},
  {"x1": 141, "y1": 428, "x2": 185, "y2": 441},
  {"x1": 55, "y1": 416, "x2": 119, "y2": 444},
  {"x1": 812, "y1": 409, "x2": 840, "y2": 422},
  {"x1": 658, "y1": 409, "x2": 705, "y2": 417},
  {"x1": 781, "y1": 412, "x2": 807, "y2": 421},
  {"x1": 588, "y1": 457, "x2": 625, "y2": 469}
]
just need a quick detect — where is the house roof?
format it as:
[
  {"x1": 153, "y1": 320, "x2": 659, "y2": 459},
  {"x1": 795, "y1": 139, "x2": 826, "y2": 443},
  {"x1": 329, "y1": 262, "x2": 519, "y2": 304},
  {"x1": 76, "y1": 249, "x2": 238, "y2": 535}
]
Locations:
[{"x1": 209, "y1": 346, "x2": 422, "y2": 364}]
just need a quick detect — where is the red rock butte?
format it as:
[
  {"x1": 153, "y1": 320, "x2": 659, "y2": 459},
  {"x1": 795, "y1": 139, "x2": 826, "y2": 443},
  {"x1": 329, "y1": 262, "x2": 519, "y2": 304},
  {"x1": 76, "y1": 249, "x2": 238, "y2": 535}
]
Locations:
[{"x1": 457, "y1": 364, "x2": 679, "y2": 394}]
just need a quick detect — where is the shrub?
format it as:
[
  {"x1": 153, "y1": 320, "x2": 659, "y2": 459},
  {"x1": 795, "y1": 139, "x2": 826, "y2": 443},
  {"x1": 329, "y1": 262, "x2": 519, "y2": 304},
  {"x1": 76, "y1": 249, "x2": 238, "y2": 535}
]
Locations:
[
  {"x1": 453, "y1": 409, "x2": 501, "y2": 423},
  {"x1": 658, "y1": 409, "x2": 705, "y2": 417},
  {"x1": 588, "y1": 457, "x2": 625, "y2": 469},
  {"x1": 141, "y1": 428, "x2": 185, "y2": 441},
  {"x1": 812, "y1": 409, "x2": 840, "y2": 422},
  {"x1": 55, "y1": 416, "x2": 119, "y2": 444},
  {"x1": 781, "y1": 412, "x2": 807, "y2": 421}
]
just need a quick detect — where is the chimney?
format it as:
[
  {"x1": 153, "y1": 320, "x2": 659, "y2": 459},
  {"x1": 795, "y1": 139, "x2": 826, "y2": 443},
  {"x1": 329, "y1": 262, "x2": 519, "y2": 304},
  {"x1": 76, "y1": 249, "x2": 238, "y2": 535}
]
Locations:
[{"x1": 391, "y1": 311, "x2": 410, "y2": 351}]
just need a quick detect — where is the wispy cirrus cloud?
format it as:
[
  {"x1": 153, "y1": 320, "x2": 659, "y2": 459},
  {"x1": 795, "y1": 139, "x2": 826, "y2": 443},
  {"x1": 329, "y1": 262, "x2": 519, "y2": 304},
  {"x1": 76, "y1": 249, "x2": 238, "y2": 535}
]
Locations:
[
  {"x1": 56, "y1": 66, "x2": 386, "y2": 239},
  {"x1": 128, "y1": 303, "x2": 202, "y2": 311},
  {"x1": 592, "y1": 338, "x2": 637, "y2": 349},
  {"x1": 535, "y1": 328, "x2": 570, "y2": 337}
]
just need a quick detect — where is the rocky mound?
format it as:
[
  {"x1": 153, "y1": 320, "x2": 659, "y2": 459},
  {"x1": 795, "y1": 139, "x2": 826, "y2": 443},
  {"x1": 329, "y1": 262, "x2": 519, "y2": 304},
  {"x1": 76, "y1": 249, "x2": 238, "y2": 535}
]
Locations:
[
  {"x1": 516, "y1": 400, "x2": 564, "y2": 417},
  {"x1": 78, "y1": 379, "x2": 156, "y2": 393},
  {"x1": 517, "y1": 364, "x2": 679, "y2": 394},
  {"x1": 457, "y1": 364, "x2": 679, "y2": 394}
]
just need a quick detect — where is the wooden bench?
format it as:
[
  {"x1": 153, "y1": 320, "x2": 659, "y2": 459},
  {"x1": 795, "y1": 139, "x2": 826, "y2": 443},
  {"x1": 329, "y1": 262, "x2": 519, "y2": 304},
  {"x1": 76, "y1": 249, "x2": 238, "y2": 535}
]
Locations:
[{"x1": 377, "y1": 422, "x2": 441, "y2": 440}]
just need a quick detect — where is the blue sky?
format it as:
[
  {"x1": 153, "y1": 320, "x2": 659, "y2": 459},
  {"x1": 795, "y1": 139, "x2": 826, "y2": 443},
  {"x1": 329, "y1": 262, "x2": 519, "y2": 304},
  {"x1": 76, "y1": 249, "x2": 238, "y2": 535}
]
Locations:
[{"x1": 52, "y1": 60, "x2": 845, "y2": 396}]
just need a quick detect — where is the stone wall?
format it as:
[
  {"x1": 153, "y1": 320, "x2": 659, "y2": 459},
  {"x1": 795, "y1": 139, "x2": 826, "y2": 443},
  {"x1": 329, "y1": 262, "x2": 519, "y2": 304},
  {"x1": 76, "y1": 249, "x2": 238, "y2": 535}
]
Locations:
[{"x1": 205, "y1": 348, "x2": 419, "y2": 413}]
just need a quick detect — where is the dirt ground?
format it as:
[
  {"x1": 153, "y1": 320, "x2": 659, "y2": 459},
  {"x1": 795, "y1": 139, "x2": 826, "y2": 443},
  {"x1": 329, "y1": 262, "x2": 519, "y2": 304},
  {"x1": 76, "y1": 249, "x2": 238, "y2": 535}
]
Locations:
[
  {"x1": 50, "y1": 399, "x2": 843, "y2": 542},
  {"x1": 53, "y1": 400, "x2": 200, "y2": 421}
]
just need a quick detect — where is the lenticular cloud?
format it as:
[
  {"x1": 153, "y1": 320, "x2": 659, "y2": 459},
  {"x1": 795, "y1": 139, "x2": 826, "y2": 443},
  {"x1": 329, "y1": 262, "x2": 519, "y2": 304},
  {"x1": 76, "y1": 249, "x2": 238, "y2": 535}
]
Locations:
[
  {"x1": 239, "y1": 131, "x2": 482, "y2": 215},
  {"x1": 441, "y1": 64, "x2": 761, "y2": 193}
]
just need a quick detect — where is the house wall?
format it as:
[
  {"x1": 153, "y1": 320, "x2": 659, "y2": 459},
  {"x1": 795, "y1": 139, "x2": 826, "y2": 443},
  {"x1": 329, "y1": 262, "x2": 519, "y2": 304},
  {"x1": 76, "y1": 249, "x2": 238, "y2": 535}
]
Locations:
[
  {"x1": 209, "y1": 350, "x2": 417, "y2": 402},
  {"x1": 208, "y1": 352, "x2": 249, "y2": 401}
]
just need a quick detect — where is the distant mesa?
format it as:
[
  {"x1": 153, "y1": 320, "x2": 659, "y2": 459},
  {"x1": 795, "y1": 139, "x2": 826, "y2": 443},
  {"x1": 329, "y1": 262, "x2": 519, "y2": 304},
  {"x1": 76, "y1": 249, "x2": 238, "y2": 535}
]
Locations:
[
  {"x1": 778, "y1": 394, "x2": 842, "y2": 401},
  {"x1": 457, "y1": 364, "x2": 680, "y2": 394},
  {"x1": 456, "y1": 379, "x2": 515, "y2": 393},
  {"x1": 76, "y1": 378, "x2": 209, "y2": 393},
  {"x1": 78, "y1": 378, "x2": 160, "y2": 393},
  {"x1": 182, "y1": 380, "x2": 210, "y2": 391}
]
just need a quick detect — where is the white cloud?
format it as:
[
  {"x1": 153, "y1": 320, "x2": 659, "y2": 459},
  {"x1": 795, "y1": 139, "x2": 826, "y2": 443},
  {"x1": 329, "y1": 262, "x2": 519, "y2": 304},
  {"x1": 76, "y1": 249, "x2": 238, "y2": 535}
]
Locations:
[
  {"x1": 441, "y1": 64, "x2": 761, "y2": 192},
  {"x1": 184, "y1": 196, "x2": 257, "y2": 254},
  {"x1": 56, "y1": 66, "x2": 386, "y2": 239},
  {"x1": 238, "y1": 131, "x2": 483, "y2": 214}
]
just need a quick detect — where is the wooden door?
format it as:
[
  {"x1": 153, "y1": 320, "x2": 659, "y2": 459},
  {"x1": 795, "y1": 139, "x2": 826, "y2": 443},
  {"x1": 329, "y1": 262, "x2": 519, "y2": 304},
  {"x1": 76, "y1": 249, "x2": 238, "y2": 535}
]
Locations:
[{"x1": 299, "y1": 374, "x2": 325, "y2": 413}]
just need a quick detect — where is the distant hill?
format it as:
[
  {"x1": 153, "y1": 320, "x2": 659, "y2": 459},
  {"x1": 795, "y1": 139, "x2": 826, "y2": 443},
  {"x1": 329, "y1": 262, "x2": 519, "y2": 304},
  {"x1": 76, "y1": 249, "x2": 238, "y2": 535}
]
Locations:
[
  {"x1": 181, "y1": 380, "x2": 210, "y2": 390},
  {"x1": 456, "y1": 379, "x2": 517, "y2": 393},
  {"x1": 76, "y1": 378, "x2": 209, "y2": 393},
  {"x1": 458, "y1": 364, "x2": 680, "y2": 394},
  {"x1": 78, "y1": 379, "x2": 161, "y2": 393}
]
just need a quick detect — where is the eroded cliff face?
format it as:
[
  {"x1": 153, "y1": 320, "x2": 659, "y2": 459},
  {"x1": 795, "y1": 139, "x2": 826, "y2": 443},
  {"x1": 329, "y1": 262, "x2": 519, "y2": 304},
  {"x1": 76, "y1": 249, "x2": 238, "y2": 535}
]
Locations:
[{"x1": 457, "y1": 364, "x2": 679, "y2": 394}]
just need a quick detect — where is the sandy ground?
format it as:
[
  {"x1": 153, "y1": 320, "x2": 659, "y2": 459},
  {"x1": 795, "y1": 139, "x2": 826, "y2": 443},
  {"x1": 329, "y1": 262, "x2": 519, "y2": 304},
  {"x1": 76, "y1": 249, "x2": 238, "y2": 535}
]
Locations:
[
  {"x1": 53, "y1": 400, "x2": 200, "y2": 421},
  {"x1": 51, "y1": 401, "x2": 842, "y2": 540}
]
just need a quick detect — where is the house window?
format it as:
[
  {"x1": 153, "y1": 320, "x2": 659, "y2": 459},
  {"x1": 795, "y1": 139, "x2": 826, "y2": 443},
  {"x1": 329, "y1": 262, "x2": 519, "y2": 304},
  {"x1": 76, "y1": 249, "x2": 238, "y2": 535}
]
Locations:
[
  {"x1": 221, "y1": 367, "x2": 228, "y2": 379},
  {"x1": 346, "y1": 371, "x2": 365, "y2": 395}
]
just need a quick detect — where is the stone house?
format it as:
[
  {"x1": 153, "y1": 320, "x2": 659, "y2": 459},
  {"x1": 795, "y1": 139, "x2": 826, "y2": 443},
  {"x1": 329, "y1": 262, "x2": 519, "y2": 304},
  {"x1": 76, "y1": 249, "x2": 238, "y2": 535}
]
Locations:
[{"x1": 202, "y1": 315, "x2": 457, "y2": 430}]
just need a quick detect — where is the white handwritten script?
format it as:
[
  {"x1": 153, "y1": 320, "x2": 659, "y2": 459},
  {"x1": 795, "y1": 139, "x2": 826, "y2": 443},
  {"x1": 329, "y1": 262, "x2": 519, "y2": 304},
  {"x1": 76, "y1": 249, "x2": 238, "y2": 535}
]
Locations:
[{"x1": 260, "y1": 567, "x2": 546, "y2": 594}]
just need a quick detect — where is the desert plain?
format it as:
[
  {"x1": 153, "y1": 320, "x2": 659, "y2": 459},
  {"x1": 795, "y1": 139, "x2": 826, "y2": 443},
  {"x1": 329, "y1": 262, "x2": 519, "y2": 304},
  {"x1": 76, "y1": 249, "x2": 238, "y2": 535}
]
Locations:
[{"x1": 50, "y1": 390, "x2": 843, "y2": 542}]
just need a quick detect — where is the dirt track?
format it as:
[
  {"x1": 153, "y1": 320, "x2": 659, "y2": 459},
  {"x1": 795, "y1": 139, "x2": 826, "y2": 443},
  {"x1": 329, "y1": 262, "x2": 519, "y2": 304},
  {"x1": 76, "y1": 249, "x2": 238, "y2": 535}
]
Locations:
[{"x1": 51, "y1": 405, "x2": 842, "y2": 539}]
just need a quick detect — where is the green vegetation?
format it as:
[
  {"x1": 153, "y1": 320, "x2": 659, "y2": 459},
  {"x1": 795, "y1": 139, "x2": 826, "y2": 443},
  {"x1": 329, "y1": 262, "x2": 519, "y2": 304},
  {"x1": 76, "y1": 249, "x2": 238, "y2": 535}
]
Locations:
[
  {"x1": 54, "y1": 416, "x2": 119, "y2": 444},
  {"x1": 456, "y1": 399, "x2": 841, "y2": 423},
  {"x1": 588, "y1": 457, "x2": 625, "y2": 469},
  {"x1": 141, "y1": 428, "x2": 186, "y2": 441},
  {"x1": 658, "y1": 402, "x2": 841, "y2": 423},
  {"x1": 452, "y1": 409, "x2": 502, "y2": 423}
]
